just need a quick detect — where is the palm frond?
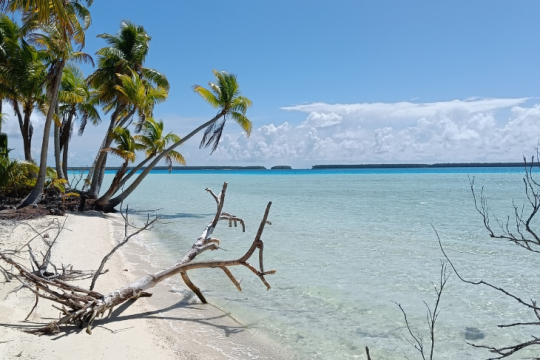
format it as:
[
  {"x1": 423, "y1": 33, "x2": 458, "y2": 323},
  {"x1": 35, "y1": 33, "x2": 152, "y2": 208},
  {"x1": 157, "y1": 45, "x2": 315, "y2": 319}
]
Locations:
[
  {"x1": 167, "y1": 150, "x2": 185, "y2": 166},
  {"x1": 192, "y1": 85, "x2": 220, "y2": 108},
  {"x1": 230, "y1": 111, "x2": 252, "y2": 136},
  {"x1": 203, "y1": 119, "x2": 226, "y2": 154}
]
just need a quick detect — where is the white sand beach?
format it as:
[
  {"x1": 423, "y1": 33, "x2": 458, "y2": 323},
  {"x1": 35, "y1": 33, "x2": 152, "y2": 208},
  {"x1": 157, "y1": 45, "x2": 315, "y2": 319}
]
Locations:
[{"x1": 0, "y1": 212, "x2": 289, "y2": 360}]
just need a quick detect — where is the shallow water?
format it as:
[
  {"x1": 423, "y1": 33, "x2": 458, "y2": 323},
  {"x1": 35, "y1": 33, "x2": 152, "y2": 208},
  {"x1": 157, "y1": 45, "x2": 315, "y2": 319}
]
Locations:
[{"x1": 94, "y1": 168, "x2": 540, "y2": 359}]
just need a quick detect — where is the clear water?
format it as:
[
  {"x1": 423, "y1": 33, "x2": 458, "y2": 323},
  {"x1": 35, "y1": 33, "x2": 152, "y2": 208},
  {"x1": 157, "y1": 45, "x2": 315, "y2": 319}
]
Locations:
[{"x1": 94, "y1": 168, "x2": 540, "y2": 359}]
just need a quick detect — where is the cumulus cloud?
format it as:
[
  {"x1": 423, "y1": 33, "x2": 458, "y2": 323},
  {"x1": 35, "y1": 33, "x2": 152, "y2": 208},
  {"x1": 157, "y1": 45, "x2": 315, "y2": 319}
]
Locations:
[
  {"x1": 207, "y1": 98, "x2": 540, "y2": 167},
  {"x1": 4, "y1": 98, "x2": 539, "y2": 168}
]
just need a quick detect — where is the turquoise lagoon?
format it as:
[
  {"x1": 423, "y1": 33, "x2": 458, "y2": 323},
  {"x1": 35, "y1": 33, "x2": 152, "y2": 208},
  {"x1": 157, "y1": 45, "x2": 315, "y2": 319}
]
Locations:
[{"x1": 96, "y1": 168, "x2": 540, "y2": 359}]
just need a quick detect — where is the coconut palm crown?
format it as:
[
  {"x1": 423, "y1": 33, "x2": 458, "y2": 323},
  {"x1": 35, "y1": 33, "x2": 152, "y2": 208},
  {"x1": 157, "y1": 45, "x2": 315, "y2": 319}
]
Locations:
[
  {"x1": 103, "y1": 127, "x2": 144, "y2": 163},
  {"x1": 193, "y1": 69, "x2": 252, "y2": 153},
  {"x1": 134, "y1": 118, "x2": 185, "y2": 170}
]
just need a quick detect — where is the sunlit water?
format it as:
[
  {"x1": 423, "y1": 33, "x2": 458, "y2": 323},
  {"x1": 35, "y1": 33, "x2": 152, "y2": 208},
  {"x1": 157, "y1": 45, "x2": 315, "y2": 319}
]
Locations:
[{"x1": 93, "y1": 168, "x2": 540, "y2": 359}]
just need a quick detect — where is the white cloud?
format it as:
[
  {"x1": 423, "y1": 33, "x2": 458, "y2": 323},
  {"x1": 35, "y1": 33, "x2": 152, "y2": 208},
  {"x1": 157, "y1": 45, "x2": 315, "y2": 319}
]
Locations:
[
  {"x1": 204, "y1": 98, "x2": 540, "y2": 167},
  {"x1": 298, "y1": 112, "x2": 343, "y2": 128},
  {"x1": 282, "y1": 98, "x2": 528, "y2": 121}
]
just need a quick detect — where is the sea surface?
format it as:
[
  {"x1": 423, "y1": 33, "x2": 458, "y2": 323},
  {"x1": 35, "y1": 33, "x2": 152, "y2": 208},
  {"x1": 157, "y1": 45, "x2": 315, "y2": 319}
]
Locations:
[{"x1": 95, "y1": 168, "x2": 540, "y2": 359}]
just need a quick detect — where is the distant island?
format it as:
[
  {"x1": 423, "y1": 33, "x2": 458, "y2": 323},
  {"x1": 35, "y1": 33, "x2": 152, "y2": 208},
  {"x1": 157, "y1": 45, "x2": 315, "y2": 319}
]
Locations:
[
  {"x1": 65, "y1": 163, "x2": 540, "y2": 172},
  {"x1": 312, "y1": 163, "x2": 538, "y2": 169},
  {"x1": 68, "y1": 166, "x2": 267, "y2": 171}
]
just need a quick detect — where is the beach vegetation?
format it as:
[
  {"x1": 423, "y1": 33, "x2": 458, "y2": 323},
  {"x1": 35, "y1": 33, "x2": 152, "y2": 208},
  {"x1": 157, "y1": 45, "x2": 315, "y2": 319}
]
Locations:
[
  {"x1": 0, "y1": 155, "x2": 37, "y2": 197},
  {"x1": 44, "y1": 166, "x2": 68, "y2": 193}
]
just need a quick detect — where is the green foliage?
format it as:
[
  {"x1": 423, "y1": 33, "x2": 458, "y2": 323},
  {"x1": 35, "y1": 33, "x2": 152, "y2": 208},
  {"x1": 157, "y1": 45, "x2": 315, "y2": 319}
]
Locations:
[
  {"x1": 88, "y1": 20, "x2": 169, "y2": 119},
  {"x1": 134, "y1": 118, "x2": 185, "y2": 171},
  {"x1": 104, "y1": 127, "x2": 145, "y2": 163},
  {"x1": 0, "y1": 150, "x2": 39, "y2": 196},
  {"x1": 45, "y1": 167, "x2": 67, "y2": 193},
  {"x1": 0, "y1": 134, "x2": 68, "y2": 197}
]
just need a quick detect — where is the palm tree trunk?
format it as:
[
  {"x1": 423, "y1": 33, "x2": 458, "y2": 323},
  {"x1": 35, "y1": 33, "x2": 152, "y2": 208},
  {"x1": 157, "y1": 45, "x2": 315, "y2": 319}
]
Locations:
[
  {"x1": 12, "y1": 101, "x2": 30, "y2": 161},
  {"x1": 18, "y1": 60, "x2": 65, "y2": 208},
  {"x1": 0, "y1": 99, "x2": 3, "y2": 134},
  {"x1": 86, "y1": 115, "x2": 117, "y2": 197},
  {"x1": 54, "y1": 123, "x2": 65, "y2": 180},
  {"x1": 22, "y1": 106, "x2": 34, "y2": 163},
  {"x1": 61, "y1": 110, "x2": 75, "y2": 181},
  {"x1": 95, "y1": 161, "x2": 128, "y2": 208},
  {"x1": 62, "y1": 137, "x2": 69, "y2": 182},
  {"x1": 12, "y1": 100, "x2": 23, "y2": 134},
  {"x1": 87, "y1": 107, "x2": 136, "y2": 198},
  {"x1": 114, "y1": 155, "x2": 153, "y2": 193},
  {"x1": 105, "y1": 111, "x2": 225, "y2": 210}
]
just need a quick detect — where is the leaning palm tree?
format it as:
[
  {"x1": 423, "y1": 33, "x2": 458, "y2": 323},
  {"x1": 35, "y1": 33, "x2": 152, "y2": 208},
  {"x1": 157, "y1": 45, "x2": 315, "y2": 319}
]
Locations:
[
  {"x1": 100, "y1": 69, "x2": 252, "y2": 211},
  {"x1": 94, "y1": 127, "x2": 144, "y2": 208},
  {"x1": 57, "y1": 64, "x2": 100, "y2": 178},
  {"x1": 114, "y1": 118, "x2": 185, "y2": 191},
  {"x1": 16, "y1": 0, "x2": 93, "y2": 208},
  {"x1": 88, "y1": 70, "x2": 168, "y2": 198},
  {"x1": 85, "y1": 20, "x2": 168, "y2": 198}
]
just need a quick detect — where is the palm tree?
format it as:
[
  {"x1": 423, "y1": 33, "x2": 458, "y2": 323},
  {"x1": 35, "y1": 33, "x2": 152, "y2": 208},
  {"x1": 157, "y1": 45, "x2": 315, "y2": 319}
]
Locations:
[
  {"x1": 57, "y1": 64, "x2": 100, "y2": 178},
  {"x1": 15, "y1": 0, "x2": 93, "y2": 208},
  {"x1": 94, "y1": 127, "x2": 143, "y2": 208},
  {"x1": 101, "y1": 70, "x2": 252, "y2": 210},
  {"x1": 85, "y1": 20, "x2": 168, "y2": 198},
  {"x1": 88, "y1": 70, "x2": 168, "y2": 198},
  {"x1": 1, "y1": 0, "x2": 88, "y2": 41},
  {"x1": 0, "y1": 14, "x2": 47, "y2": 163},
  {"x1": 114, "y1": 118, "x2": 185, "y2": 191}
]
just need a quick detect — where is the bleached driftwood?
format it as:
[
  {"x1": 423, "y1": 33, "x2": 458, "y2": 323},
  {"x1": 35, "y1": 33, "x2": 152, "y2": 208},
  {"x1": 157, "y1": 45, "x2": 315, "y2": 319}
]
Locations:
[{"x1": 0, "y1": 182, "x2": 275, "y2": 335}]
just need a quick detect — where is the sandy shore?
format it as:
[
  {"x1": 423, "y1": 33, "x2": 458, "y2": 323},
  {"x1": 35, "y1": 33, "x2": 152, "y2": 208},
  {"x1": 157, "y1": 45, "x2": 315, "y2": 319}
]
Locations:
[{"x1": 0, "y1": 212, "x2": 290, "y2": 360}]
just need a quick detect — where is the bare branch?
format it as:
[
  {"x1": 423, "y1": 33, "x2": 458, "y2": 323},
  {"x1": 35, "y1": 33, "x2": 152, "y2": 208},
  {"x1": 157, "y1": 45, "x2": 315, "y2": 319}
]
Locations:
[
  {"x1": 394, "y1": 261, "x2": 450, "y2": 360},
  {"x1": 90, "y1": 206, "x2": 158, "y2": 291}
]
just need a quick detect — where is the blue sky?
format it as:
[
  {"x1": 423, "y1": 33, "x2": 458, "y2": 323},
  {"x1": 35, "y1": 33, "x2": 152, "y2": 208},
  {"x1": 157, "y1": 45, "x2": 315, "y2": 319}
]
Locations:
[{"x1": 4, "y1": 1, "x2": 540, "y2": 167}]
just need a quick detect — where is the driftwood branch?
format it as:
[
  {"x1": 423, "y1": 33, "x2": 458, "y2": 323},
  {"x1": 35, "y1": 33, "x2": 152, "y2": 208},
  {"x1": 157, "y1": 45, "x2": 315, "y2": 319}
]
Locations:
[
  {"x1": 0, "y1": 182, "x2": 276, "y2": 335},
  {"x1": 89, "y1": 205, "x2": 158, "y2": 291}
]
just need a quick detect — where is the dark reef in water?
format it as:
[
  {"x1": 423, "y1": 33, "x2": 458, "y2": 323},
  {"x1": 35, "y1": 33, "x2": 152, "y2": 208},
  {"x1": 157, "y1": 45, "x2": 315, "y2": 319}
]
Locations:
[{"x1": 464, "y1": 327, "x2": 485, "y2": 340}]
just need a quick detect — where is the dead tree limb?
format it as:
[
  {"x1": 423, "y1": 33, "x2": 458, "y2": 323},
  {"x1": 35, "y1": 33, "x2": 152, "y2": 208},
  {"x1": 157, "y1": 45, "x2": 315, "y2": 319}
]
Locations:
[
  {"x1": 394, "y1": 261, "x2": 450, "y2": 360},
  {"x1": 436, "y1": 157, "x2": 540, "y2": 359},
  {"x1": 365, "y1": 346, "x2": 372, "y2": 360},
  {"x1": 0, "y1": 182, "x2": 276, "y2": 335}
]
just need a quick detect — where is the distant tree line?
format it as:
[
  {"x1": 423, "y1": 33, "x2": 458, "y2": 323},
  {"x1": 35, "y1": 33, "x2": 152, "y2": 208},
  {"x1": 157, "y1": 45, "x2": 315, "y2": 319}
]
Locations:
[{"x1": 312, "y1": 163, "x2": 539, "y2": 169}]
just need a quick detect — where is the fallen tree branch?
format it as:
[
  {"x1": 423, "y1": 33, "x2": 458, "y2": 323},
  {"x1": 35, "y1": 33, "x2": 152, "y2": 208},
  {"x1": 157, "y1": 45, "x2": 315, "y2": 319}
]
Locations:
[{"x1": 0, "y1": 182, "x2": 276, "y2": 335}]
